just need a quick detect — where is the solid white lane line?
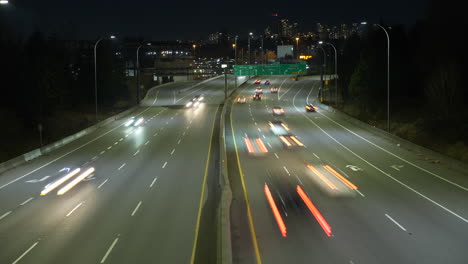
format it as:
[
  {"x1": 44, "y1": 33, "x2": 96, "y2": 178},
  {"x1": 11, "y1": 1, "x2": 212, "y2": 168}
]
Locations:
[
  {"x1": 144, "y1": 141, "x2": 150, "y2": 146},
  {"x1": 119, "y1": 138, "x2": 124, "y2": 141},
  {"x1": 171, "y1": 149, "x2": 175, "y2": 155},
  {"x1": 283, "y1": 166, "x2": 290, "y2": 175},
  {"x1": 131, "y1": 201, "x2": 142, "y2": 216},
  {"x1": 100, "y1": 237, "x2": 119, "y2": 263},
  {"x1": 0, "y1": 211, "x2": 12, "y2": 221},
  {"x1": 385, "y1": 214, "x2": 407, "y2": 232},
  {"x1": 318, "y1": 109, "x2": 468, "y2": 191},
  {"x1": 274, "y1": 153, "x2": 279, "y2": 159},
  {"x1": 267, "y1": 143, "x2": 272, "y2": 148},
  {"x1": 292, "y1": 92, "x2": 468, "y2": 224},
  {"x1": 355, "y1": 189, "x2": 365, "y2": 197},
  {"x1": 20, "y1": 197, "x2": 34, "y2": 206},
  {"x1": 162, "y1": 162, "x2": 168, "y2": 168},
  {"x1": 133, "y1": 150, "x2": 140, "y2": 156},
  {"x1": 178, "y1": 139, "x2": 182, "y2": 144},
  {"x1": 98, "y1": 179, "x2": 109, "y2": 189},
  {"x1": 313, "y1": 153, "x2": 320, "y2": 159},
  {"x1": 66, "y1": 202, "x2": 84, "y2": 217},
  {"x1": 12, "y1": 242, "x2": 39, "y2": 264},
  {"x1": 107, "y1": 146, "x2": 112, "y2": 150},
  {"x1": 150, "y1": 177, "x2": 157, "y2": 188},
  {"x1": 100, "y1": 151, "x2": 105, "y2": 155},
  {"x1": 118, "y1": 163, "x2": 126, "y2": 170},
  {"x1": 337, "y1": 167, "x2": 352, "y2": 179}
]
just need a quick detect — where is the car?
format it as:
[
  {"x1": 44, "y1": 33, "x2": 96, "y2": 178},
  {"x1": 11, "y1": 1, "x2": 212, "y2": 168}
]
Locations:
[
  {"x1": 268, "y1": 121, "x2": 304, "y2": 147},
  {"x1": 264, "y1": 80, "x2": 271, "y2": 85},
  {"x1": 272, "y1": 106, "x2": 284, "y2": 116},
  {"x1": 255, "y1": 87, "x2": 263, "y2": 94},
  {"x1": 186, "y1": 98, "x2": 201, "y2": 108},
  {"x1": 305, "y1": 104, "x2": 317, "y2": 112},
  {"x1": 254, "y1": 79, "x2": 261, "y2": 84},
  {"x1": 270, "y1": 87, "x2": 279, "y2": 93},
  {"x1": 237, "y1": 96, "x2": 247, "y2": 104},
  {"x1": 193, "y1": 94, "x2": 204, "y2": 102},
  {"x1": 125, "y1": 116, "x2": 144, "y2": 127},
  {"x1": 244, "y1": 135, "x2": 269, "y2": 155},
  {"x1": 253, "y1": 92, "x2": 262, "y2": 100}
]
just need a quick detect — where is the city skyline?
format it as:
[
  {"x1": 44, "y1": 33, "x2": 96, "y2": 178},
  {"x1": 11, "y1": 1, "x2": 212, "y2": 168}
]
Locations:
[{"x1": 1, "y1": 0, "x2": 429, "y2": 40}]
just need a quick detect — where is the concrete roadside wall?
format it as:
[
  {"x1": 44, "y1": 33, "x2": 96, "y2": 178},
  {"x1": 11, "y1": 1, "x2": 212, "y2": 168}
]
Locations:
[{"x1": 0, "y1": 106, "x2": 140, "y2": 175}]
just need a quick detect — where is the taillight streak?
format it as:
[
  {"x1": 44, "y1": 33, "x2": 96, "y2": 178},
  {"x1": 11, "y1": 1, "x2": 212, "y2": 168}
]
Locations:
[
  {"x1": 307, "y1": 165, "x2": 338, "y2": 190},
  {"x1": 297, "y1": 185, "x2": 332, "y2": 237},
  {"x1": 244, "y1": 138, "x2": 255, "y2": 153},
  {"x1": 264, "y1": 184, "x2": 287, "y2": 237},
  {"x1": 256, "y1": 138, "x2": 268, "y2": 153},
  {"x1": 323, "y1": 165, "x2": 358, "y2": 190}
]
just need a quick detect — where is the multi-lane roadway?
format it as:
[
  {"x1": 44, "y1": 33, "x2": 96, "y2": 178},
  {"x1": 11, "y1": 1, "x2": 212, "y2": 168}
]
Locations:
[
  {"x1": 227, "y1": 76, "x2": 468, "y2": 264},
  {"x1": 0, "y1": 76, "x2": 238, "y2": 264}
]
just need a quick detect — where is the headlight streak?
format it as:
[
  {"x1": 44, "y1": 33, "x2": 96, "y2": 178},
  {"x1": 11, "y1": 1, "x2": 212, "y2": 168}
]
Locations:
[
  {"x1": 324, "y1": 165, "x2": 358, "y2": 190},
  {"x1": 307, "y1": 164, "x2": 338, "y2": 190},
  {"x1": 57, "y1": 167, "x2": 95, "y2": 195},
  {"x1": 279, "y1": 136, "x2": 292, "y2": 147},
  {"x1": 264, "y1": 184, "x2": 287, "y2": 237},
  {"x1": 290, "y1": 136, "x2": 304, "y2": 146},
  {"x1": 297, "y1": 185, "x2": 333, "y2": 237},
  {"x1": 40, "y1": 168, "x2": 81, "y2": 196}
]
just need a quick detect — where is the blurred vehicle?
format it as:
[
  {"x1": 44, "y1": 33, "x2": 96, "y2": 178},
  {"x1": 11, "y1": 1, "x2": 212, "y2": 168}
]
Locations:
[
  {"x1": 272, "y1": 106, "x2": 284, "y2": 116},
  {"x1": 292, "y1": 76, "x2": 298, "y2": 81},
  {"x1": 305, "y1": 104, "x2": 318, "y2": 112},
  {"x1": 264, "y1": 80, "x2": 271, "y2": 85},
  {"x1": 253, "y1": 92, "x2": 262, "y2": 101},
  {"x1": 194, "y1": 94, "x2": 204, "y2": 101},
  {"x1": 268, "y1": 121, "x2": 304, "y2": 147},
  {"x1": 255, "y1": 87, "x2": 263, "y2": 94},
  {"x1": 243, "y1": 135, "x2": 269, "y2": 155},
  {"x1": 186, "y1": 98, "x2": 201, "y2": 108},
  {"x1": 237, "y1": 96, "x2": 247, "y2": 104},
  {"x1": 270, "y1": 87, "x2": 279, "y2": 93},
  {"x1": 254, "y1": 79, "x2": 261, "y2": 84},
  {"x1": 125, "y1": 117, "x2": 144, "y2": 127}
]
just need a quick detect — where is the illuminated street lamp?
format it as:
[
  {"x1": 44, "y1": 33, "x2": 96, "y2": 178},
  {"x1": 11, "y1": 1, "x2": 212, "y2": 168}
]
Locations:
[
  {"x1": 0, "y1": 0, "x2": 9, "y2": 5},
  {"x1": 319, "y1": 41, "x2": 338, "y2": 106},
  {"x1": 295, "y1": 37, "x2": 300, "y2": 58},
  {"x1": 94, "y1": 35, "x2": 116, "y2": 122},
  {"x1": 361, "y1": 21, "x2": 390, "y2": 132},
  {"x1": 248, "y1": 32, "x2": 253, "y2": 64}
]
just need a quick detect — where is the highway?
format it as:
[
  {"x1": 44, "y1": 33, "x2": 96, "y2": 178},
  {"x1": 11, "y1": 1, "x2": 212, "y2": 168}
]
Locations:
[
  {"x1": 227, "y1": 76, "x2": 468, "y2": 264},
  {"x1": 0, "y1": 76, "x2": 238, "y2": 264}
]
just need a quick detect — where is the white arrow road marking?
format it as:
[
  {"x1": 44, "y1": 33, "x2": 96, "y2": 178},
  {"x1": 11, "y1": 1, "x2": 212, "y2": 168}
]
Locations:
[
  {"x1": 346, "y1": 165, "x2": 363, "y2": 171},
  {"x1": 391, "y1": 165, "x2": 404, "y2": 171}
]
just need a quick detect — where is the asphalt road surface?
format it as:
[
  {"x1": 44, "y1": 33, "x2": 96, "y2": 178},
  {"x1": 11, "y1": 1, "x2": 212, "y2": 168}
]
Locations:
[
  {"x1": 227, "y1": 76, "x2": 468, "y2": 264},
  {"x1": 0, "y1": 76, "x2": 238, "y2": 264}
]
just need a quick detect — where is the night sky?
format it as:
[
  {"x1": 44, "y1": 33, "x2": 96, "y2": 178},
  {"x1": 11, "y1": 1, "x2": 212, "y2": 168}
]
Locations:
[{"x1": 3, "y1": 0, "x2": 429, "y2": 40}]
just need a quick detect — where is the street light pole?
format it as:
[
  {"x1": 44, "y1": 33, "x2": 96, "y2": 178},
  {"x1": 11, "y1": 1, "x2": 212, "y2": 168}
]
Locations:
[
  {"x1": 136, "y1": 43, "x2": 151, "y2": 105},
  {"x1": 362, "y1": 22, "x2": 390, "y2": 132},
  {"x1": 94, "y1": 35, "x2": 116, "y2": 122},
  {"x1": 295, "y1": 37, "x2": 299, "y2": 58},
  {"x1": 94, "y1": 38, "x2": 103, "y2": 122},
  {"x1": 234, "y1": 36, "x2": 238, "y2": 65},
  {"x1": 375, "y1": 24, "x2": 391, "y2": 132},
  {"x1": 319, "y1": 41, "x2": 338, "y2": 106},
  {"x1": 248, "y1": 32, "x2": 253, "y2": 64}
]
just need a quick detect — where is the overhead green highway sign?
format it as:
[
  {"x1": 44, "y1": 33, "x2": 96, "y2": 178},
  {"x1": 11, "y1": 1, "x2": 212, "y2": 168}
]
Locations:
[{"x1": 233, "y1": 63, "x2": 306, "y2": 76}]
